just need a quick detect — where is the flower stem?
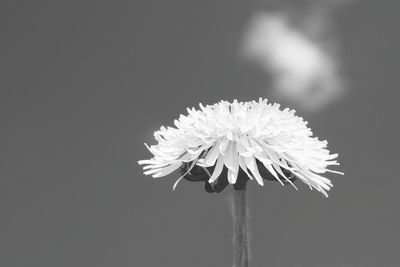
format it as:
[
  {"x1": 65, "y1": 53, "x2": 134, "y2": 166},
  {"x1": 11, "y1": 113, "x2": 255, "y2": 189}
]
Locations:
[{"x1": 232, "y1": 188, "x2": 248, "y2": 267}]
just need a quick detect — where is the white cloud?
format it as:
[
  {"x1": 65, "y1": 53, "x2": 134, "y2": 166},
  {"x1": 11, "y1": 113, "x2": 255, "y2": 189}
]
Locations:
[{"x1": 242, "y1": 11, "x2": 344, "y2": 112}]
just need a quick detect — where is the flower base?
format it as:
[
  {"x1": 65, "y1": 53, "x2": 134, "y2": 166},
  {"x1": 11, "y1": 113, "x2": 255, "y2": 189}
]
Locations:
[{"x1": 180, "y1": 159, "x2": 297, "y2": 193}]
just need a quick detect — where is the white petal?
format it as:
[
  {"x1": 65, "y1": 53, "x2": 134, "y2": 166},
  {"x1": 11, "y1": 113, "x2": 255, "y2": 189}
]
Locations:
[
  {"x1": 262, "y1": 160, "x2": 284, "y2": 186},
  {"x1": 238, "y1": 155, "x2": 253, "y2": 180},
  {"x1": 172, "y1": 160, "x2": 197, "y2": 190},
  {"x1": 244, "y1": 156, "x2": 264, "y2": 186},
  {"x1": 226, "y1": 143, "x2": 239, "y2": 184},
  {"x1": 202, "y1": 142, "x2": 220, "y2": 166},
  {"x1": 219, "y1": 139, "x2": 230, "y2": 154},
  {"x1": 138, "y1": 159, "x2": 160, "y2": 165},
  {"x1": 150, "y1": 163, "x2": 182, "y2": 178},
  {"x1": 223, "y1": 141, "x2": 239, "y2": 172},
  {"x1": 272, "y1": 163, "x2": 298, "y2": 190},
  {"x1": 208, "y1": 155, "x2": 224, "y2": 183},
  {"x1": 228, "y1": 169, "x2": 238, "y2": 184},
  {"x1": 236, "y1": 141, "x2": 254, "y2": 157}
]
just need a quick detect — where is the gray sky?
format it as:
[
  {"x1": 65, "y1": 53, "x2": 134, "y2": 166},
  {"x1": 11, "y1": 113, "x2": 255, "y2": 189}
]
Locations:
[{"x1": 1, "y1": 0, "x2": 399, "y2": 266}]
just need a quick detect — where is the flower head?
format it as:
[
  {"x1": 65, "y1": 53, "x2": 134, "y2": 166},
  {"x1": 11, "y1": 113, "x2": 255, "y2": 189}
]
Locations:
[{"x1": 138, "y1": 99, "x2": 342, "y2": 196}]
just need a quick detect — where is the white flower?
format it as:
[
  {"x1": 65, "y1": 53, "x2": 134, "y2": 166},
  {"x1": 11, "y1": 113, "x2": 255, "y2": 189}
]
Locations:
[{"x1": 138, "y1": 99, "x2": 342, "y2": 196}]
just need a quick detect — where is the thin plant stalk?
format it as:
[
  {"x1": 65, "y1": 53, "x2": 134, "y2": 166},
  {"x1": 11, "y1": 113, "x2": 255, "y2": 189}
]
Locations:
[{"x1": 232, "y1": 188, "x2": 248, "y2": 267}]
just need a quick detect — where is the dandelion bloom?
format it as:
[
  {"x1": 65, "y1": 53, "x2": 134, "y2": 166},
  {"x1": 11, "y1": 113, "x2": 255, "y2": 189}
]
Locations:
[{"x1": 138, "y1": 99, "x2": 342, "y2": 196}]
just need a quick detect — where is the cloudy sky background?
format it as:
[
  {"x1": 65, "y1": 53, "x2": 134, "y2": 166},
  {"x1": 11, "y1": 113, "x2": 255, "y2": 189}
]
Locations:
[{"x1": 1, "y1": 0, "x2": 399, "y2": 266}]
